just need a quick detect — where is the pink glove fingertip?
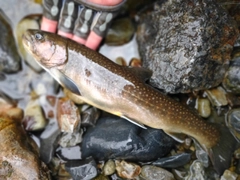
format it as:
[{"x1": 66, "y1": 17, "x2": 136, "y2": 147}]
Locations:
[
  {"x1": 58, "y1": 30, "x2": 73, "y2": 39},
  {"x1": 41, "y1": 17, "x2": 58, "y2": 33},
  {"x1": 85, "y1": 31, "x2": 103, "y2": 50},
  {"x1": 72, "y1": 35, "x2": 86, "y2": 45}
]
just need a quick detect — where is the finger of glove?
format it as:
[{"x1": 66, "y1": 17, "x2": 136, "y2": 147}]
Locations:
[
  {"x1": 73, "y1": 6, "x2": 95, "y2": 39},
  {"x1": 58, "y1": 0, "x2": 79, "y2": 34},
  {"x1": 42, "y1": 0, "x2": 62, "y2": 21}
]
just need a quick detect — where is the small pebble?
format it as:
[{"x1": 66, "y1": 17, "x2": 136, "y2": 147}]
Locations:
[
  {"x1": 115, "y1": 57, "x2": 127, "y2": 66},
  {"x1": 205, "y1": 86, "x2": 228, "y2": 106},
  {"x1": 140, "y1": 165, "x2": 174, "y2": 180},
  {"x1": 234, "y1": 148, "x2": 240, "y2": 159},
  {"x1": 220, "y1": 170, "x2": 238, "y2": 180},
  {"x1": 103, "y1": 159, "x2": 116, "y2": 176},
  {"x1": 196, "y1": 98, "x2": 211, "y2": 118},
  {"x1": 23, "y1": 98, "x2": 47, "y2": 131},
  {"x1": 115, "y1": 160, "x2": 141, "y2": 179},
  {"x1": 129, "y1": 58, "x2": 142, "y2": 67}
]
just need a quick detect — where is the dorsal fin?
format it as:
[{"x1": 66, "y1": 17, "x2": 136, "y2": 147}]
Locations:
[{"x1": 126, "y1": 66, "x2": 152, "y2": 82}]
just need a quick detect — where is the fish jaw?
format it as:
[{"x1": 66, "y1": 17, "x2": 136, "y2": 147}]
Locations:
[{"x1": 22, "y1": 29, "x2": 68, "y2": 68}]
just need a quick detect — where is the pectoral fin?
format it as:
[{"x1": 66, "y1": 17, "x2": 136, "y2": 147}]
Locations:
[
  {"x1": 49, "y1": 68, "x2": 81, "y2": 96},
  {"x1": 121, "y1": 115, "x2": 147, "y2": 129}
]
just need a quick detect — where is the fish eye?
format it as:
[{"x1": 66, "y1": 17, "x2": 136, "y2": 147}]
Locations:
[{"x1": 34, "y1": 33, "x2": 43, "y2": 40}]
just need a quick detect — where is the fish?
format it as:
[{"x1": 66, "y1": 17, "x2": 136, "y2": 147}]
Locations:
[{"x1": 22, "y1": 29, "x2": 238, "y2": 174}]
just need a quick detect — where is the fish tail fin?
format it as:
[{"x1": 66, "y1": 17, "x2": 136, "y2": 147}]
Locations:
[{"x1": 208, "y1": 124, "x2": 238, "y2": 175}]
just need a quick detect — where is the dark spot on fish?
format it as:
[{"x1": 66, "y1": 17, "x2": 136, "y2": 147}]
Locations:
[{"x1": 85, "y1": 69, "x2": 91, "y2": 77}]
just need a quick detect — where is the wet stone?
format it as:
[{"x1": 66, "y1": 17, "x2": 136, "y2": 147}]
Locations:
[
  {"x1": 58, "y1": 130, "x2": 83, "y2": 148},
  {"x1": 22, "y1": 98, "x2": 47, "y2": 131},
  {"x1": 185, "y1": 160, "x2": 206, "y2": 180},
  {"x1": 226, "y1": 93, "x2": 240, "y2": 107},
  {"x1": 115, "y1": 160, "x2": 141, "y2": 179},
  {"x1": 136, "y1": 0, "x2": 238, "y2": 93},
  {"x1": 103, "y1": 159, "x2": 116, "y2": 176},
  {"x1": 129, "y1": 58, "x2": 142, "y2": 67},
  {"x1": 105, "y1": 18, "x2": 135, "y2": 46},
  {"x1": 81, "y1": 116, "x2": 175, "y2": 161},
  {"x1": 57, "y1": 97, "x2": 81, "y2": 133},
  {"x1": 0, "y1": 116, "x2": 51, "y2": 179},
  {"x1": 0, "y1": 11, "x2": 21, "y2": 73},
  {"x1": 115, "y1": 57, "x2": 127, "y2": 66},
  {"x1": 65, "y1": 157, "x2": 97, "y2": 180},
  {"x1": 140, "y1": 165, "x2": 174, "y2": 180},
  {"x1": 220, "y1": 170, "x2": 238, "y2": 180},
  {"x1": 205, "y1": 86, "x2": 228, "y2": 106},
  {"x1": 196, "y1": 98, "x2": 211, "y2": 118},
  {"x1": 81, "y1": 105, "x2": 100, "y2": 127},
  {"x1": 226, "y1": 108, "x2": 240, "y2": 141},
  {"x1": 152, "y1": 153, "x2": 191, "y2": 169},
  {"x1": 40, "y1": 119, "x2": 61, "y2": 164},
  {"x1": 223, "y1": 47, "x2": 240, "y2": 94}
]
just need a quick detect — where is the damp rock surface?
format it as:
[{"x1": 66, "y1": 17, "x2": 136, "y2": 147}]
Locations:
[
  {"x1": 81, "y1": 116, "x2": 175, "y2": 161},
  {"x1": 137, "y1": 0, "x2": 239, "y2": 93},
  {"x1": 0, "y1": 11, "x2": 21, "y2": 73},
  {"x1": 0, "y1": 116, "x2": 50, "y2": 179}
]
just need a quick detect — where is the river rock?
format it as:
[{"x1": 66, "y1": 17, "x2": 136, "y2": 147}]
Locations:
[
  {"x1": 226, "y1": 108, "x2": 240, "y2": 141},
  {"x1": 57, "y1": 97, "x2": 81, "y2": 133},
  {"x1": 22, "y1": 98, "x2": 47, "y2": 131},
  {"x1": 105, "y1": 18, "x2": 135, "y2": 46},
  {"x1": 40, "y1": 119, "x2": 61, "y2": 164},
  {"x1": 136, "y1": 0, "x2": 239, "y2": 93},
  {"x1": 0, "y1": 116, "x2": 50, "y2": 179},
  {"x1": 220, "y1": 170, "x2": 238, "y2": 180},
  {"x1": 140, "y1": 165, "x2": 174, "y2": 180},
  {"x1": 103, "y1": 159, "x2": 116, "y2": 176},
  {"x1": 81, "y1": 116, "x2": 175, "y2": 161},
  {"x1": 65, "y1": 157, "x2": 98, "y2": 180},
  {"x1": 115, "y1": 160, "x2": 141, "y2": 179},
  {"x1": 0, "y1": 10, "x2": 21, "y2": 73},
  {"x1": 223, "y1": 47, "x2": 240, "y2": 94}
]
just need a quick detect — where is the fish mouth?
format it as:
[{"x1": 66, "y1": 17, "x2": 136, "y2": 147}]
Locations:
[{"x1": 22, "y1": 30, "x2": 35, "y2": 52}]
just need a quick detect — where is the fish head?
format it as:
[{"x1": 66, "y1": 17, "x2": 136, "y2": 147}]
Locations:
[{"x1": 22, "y1": 29, "x2": 68, "y2": 68}]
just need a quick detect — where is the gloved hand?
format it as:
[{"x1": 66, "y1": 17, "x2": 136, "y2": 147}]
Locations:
[{"x1": 41, "y1": 0, "x2": 126, "y2": 50}]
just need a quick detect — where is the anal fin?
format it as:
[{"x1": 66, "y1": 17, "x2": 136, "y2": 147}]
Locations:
[
  {"x1": 164, "y1": 131, "x2": 187, "y2": 143},
  {"x1": 121, "y1": 115, "x2": 147, "y2": 129}
]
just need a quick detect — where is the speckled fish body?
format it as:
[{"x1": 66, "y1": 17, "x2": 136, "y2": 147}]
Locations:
[{"x1": 22, "y1": 30, "x2": 237, "y2": 174}]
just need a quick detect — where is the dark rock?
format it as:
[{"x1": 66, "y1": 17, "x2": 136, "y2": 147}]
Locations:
[
  {"x1": 137, "y1": 0, "x2": 238, "y2": 93},
  {"x1": 105, "y1": 18, "x2": 135, "y2": 46},
  {"x1": 152, "y1": 153, "x2": 191, "y2": 168},
  {"x1": 81, "y1": 106, "x2": 100, "y2": 127},
  {"x1": 40, "y1": 119, "x2": 61, "y2": 164},
  {"x1": 223, "y1": 47, "x2": 240, "y2": 94},
  {"x1": 0, "y1": 10, "x2": 21, "y2": 73},
  {"x1": 140, "y1": 165, "x2": 174, "y2": 180},
  {"x1": 65, "y1": 157, "x2": 98, "y2": 180},
  {"x1": 81, "y1": 116, "x2": 175, "y2": 161}
]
